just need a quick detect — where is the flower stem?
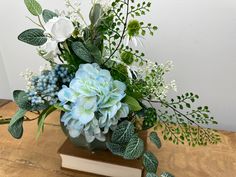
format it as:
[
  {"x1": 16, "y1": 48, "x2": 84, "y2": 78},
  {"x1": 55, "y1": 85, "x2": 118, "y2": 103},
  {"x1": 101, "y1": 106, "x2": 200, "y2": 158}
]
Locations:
[
  {"x1": 38, "y1": 16, "x2": 46, "y2": 30},
  {"x1": 102, "y1": 0, "x2": 130, "y2": 66}
]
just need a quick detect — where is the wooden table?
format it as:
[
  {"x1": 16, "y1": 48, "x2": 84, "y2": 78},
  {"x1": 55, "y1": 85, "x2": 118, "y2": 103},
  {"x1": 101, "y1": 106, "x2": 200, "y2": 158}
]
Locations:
[{"x1": 0, "y1": 102, "x2": 235, "y2": 177}]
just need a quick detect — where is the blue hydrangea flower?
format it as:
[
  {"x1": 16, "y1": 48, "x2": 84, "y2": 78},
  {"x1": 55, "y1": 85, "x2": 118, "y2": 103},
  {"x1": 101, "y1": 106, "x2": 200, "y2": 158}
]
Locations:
[{"x1": 58, "y1": 63, "x2": 129, "y2": 143}]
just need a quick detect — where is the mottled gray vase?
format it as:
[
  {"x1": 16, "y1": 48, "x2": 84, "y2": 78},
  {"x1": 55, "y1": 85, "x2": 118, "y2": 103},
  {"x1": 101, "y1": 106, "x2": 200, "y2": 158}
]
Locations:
[{"x1": 60, "y1": 118, "x2": 109, "y2": 151}]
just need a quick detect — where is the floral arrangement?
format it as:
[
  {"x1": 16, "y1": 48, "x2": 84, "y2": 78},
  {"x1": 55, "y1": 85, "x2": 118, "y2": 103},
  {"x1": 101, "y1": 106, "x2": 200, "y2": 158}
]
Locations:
[{"x1": 4, "y1": 0, "x2": 221, "y2": 176}]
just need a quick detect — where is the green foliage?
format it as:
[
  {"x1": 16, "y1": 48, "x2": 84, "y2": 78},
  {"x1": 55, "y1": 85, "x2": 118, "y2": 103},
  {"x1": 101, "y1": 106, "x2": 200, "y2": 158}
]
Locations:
[
  {"x1": 71, "y1": 41, "x2": 94, "y2": 63},
  {"x1": 108, "y1": 121, "x2": 144, "y2": 160},
  {"x1": 160, "y1": 172, "x2": 174, "y2": 177},
  {"x1": 60, "y1": 40, "x2": 84, "y2": 69},
  {"x1": 18, "y1": 29, "x2": 47, "y2": 46},
  {"x1": 84, "y1": 41, "x2": 102, "y2": 64},
  {"x1": 24, "y1": 0, "x2": 42, "y2": 16},
  {"x1": 13, "y1": 90, "x2": 32, "y2": 111},
  {"x1": 140, "y1": 21, "x2": 158, "y2": 36},
  {"x1": 123, "y1": 134, "x2": 144, "y2": 159},
  {"x1": 146, "y1": 173, "x2": 158, "y2": 177},
  {"x1": 89, "y1": 3, "x2": 103, "y2": 26},
  {"x1": 42, "y1": 9, "x2": 58, "y2": 23},
  {"x1": 142, "y1": 151, "x2": 158, "y2": 173},
  {"x1": 149, "y1": 131, "x2": 161, "y2": 149},
  {"x1": 141, "y1": 108, "x2": 158, "y2": 130},
  {"x1": 127, "y1": 20, "x2": 141, "y2": 37},
  {"x1": 8, "y1": 109, "x2": 27, "y2": 139},
  {"x1": 120, "y1": 51, "x2": 134, "y2": 65},
  {"x1": 53, "y1": 104, "x2": 67, "y2": 112},
  {"x1": 129, "y1": 1, "x2": 152, "y2": 18},
  {"x1": 124, "y1": 95, "x2": 142, "y2": 111},
  {"x1": 153, "y1": 93, "x2": 221, "y2": 146},
  {"x1": 106, "y1": 142, "x2": 126, "y2": 156},
  {"x1": 170, "y1": 92, "x2": 199, "y2": 110},
  {"x1": 111, "y1": 120, "x2": 135, "y2": 144},
  {"x1": 37, "y1": 106, "x2": 56, "y2": 139},
  {"x1": 110, "y1": 64, "x2": 129, "y2": 82},
  {"x1": 70, "y1": 39, "x2": 102, "y2": 65},
  {"x1": 126, "y1": 79, "x2": 146, "y2": 100},
  {"x1": 0, "y1": 118, "x2": 11, "y2": 125},
  {"x1": 132, "y1": 65, "x2": 170, "y2": 102},
  {"x1": 122, "y1": 46, "x2": 146, "y2": 64},
  {"x1": 13, "y1": 90, "x2": 48, "y2": 111}
]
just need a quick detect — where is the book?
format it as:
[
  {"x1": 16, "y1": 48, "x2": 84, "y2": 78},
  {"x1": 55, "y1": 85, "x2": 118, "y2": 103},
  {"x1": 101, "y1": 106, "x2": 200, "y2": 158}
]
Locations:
[{"x1": 58, "y1": 138, "x2": 144, "y2": 177}]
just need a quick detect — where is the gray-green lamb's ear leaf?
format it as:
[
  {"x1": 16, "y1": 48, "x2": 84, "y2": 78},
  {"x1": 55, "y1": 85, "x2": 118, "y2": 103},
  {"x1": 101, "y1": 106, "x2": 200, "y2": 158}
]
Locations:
[
  {"x1": 24, "y1": 0, "x2": 42, "y2": 16},
  {"x1": 143, "y1": 151, "x2": 158, "y2": 173},
  {"x1": 89, "y1": 3, "x2": 103, "y2": 26},
  {"x1": 124, "y1": 95, "x2": 142, "y2": 111},
  {"x1": 123, "y1": 134, "x2": 144, "y2": 160},
  {"x1": 8, "y1": 109, "x2": 27, "y2": 139},
  {"x1": 13, "y1": 90, "x2": 48, "y2": 111},
  {"x1": 160, "y1": 172, "x2": 174, "y2": 177},
  {"x1": 84, "y1": 41, "x2": 102, "y2": 64},
  {"x1": 106, "y1": 142, "x2": 126, "y2": 156},
  {"x1": 111, "y1": 120, "x2": 135, "y2": 144},
  {"x1": 42, "y1": 9, "x2": 58, "y2": 23},
  {"x1": 146, "y1": 172, "x2": 158, "y2": 177},
  {"x1": 149, "y1": 131, "x2": 162, "y2": 149},
  {"x1": 72, "y1": 41, "x2": 93, "y2": 63},
  {"x1": 18, "y1": 29, "x2": 47, "y2": 46},
  {"x1": 13, "y1": 90, "x2": 32, "y2": 110}
]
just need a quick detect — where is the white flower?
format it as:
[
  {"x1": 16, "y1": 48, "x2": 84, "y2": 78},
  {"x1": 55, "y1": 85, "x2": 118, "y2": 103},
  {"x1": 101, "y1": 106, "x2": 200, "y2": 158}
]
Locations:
[
  {"x1": 44, "y1": 16, "x2": 75, "y2": 42},
  {"x1": 170, "y1": 80, "x2": 177, "y2": 92},
  {"x1": 127, "y1": 65, "x2": 138, "y2": 79},
  {"x1": 124, "y1": 35, "x2": 144, "y2": 47},
  {"x1": 39, "y1": 39, "x2": 60, "y2": 59}
]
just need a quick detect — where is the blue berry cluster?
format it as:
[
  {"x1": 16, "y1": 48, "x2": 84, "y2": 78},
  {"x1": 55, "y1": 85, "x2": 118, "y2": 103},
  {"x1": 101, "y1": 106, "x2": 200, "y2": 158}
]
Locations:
[{"x1": 27, "y1": 65, "x2": 73, "y2": 106}]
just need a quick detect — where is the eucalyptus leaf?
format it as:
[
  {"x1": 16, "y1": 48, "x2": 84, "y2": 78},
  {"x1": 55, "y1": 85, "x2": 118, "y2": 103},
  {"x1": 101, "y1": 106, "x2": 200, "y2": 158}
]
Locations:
[
  {"x1": 8, "y1": 109, "x2": 27, "y2": 139},
  {"x1": 123, "y1": 134, "x2": 144, "y2": 159},
  {"x1": 42, "y1": 9, "x2": 58, "y2": 23},
  {"x1": 106, "y1": 142, "x2": 125, "y2": 156},
  {"x1": 72, "y1": 41, "x2": 93, "y2": 62},
  {"x1": 24, "y1": 0, "x2": 42, "y2": 16},
  {"x1": 13, "y1": 90, "x2": 32, "y2": 111},
  {"x1": 149, "y1": 131, "x2": 162, "y2": 149},
  {"x1": 18, "y1": 29, "x2": 47, "y2": 46},
  {"x1": 124, "y1": 95, "x2": 142, "y2": 111},
  {"x1": 111, "y1": 120, "x2": 135, "y2": 144},
  {"x1": 13, "y1": 90, "x2": 47, "y2": 111},
  {"x1": 143, "y1": 151, "x2": 158, "y2": 173}
]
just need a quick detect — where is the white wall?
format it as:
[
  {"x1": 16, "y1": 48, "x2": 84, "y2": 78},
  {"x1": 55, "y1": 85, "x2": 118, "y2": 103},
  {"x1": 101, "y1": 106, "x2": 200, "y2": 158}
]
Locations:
[
  {"x1": 145, "y1": 0, "x2": 236, "y2": 131},
  {"x1": 0, "y1": 0, "x2": 235, "y2": 131},
  {"x1": 0, "y1": 49, "x2": 11, "y2": 99}
]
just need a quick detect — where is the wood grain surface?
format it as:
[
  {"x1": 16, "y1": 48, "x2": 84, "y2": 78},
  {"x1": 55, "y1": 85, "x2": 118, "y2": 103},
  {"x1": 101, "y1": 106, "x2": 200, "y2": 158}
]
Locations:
[{"x1": 0, "y1": 102, "x2": 235, "y2": 177}]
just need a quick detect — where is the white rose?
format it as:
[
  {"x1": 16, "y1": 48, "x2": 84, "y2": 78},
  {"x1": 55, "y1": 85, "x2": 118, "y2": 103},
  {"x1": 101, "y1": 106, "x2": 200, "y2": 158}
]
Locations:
[
  {"x1": 44, "y1": 16, "x2": 74, "y2": 42},
  {"x1": 40, "y1": 39, "x2": 60, "y2": 59}
]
